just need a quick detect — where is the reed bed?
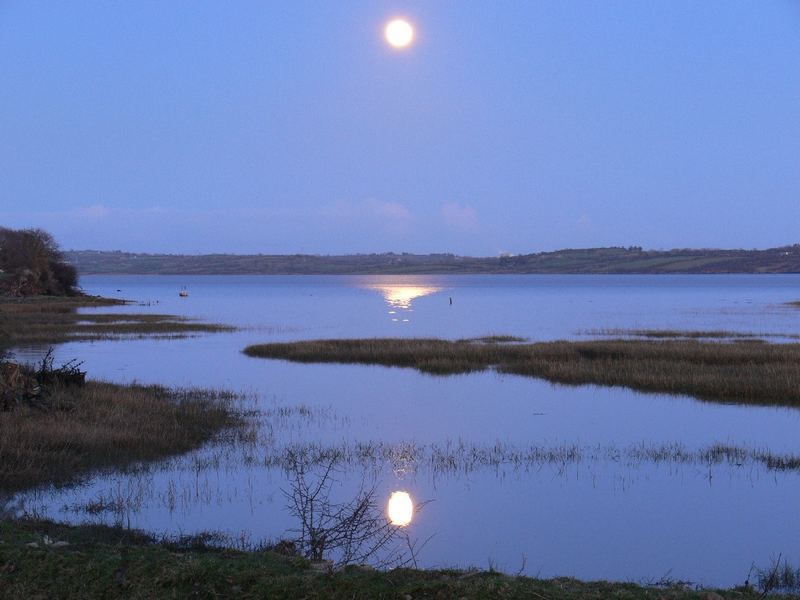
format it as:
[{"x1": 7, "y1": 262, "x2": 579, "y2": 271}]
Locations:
[
  {"x1": 457, "y1": 335, "x2": 528, "y2": 343},
  {"x1": 0, "y1": 295, "x2": 233, "y2": 347},
  {"x1": 244, "y1": 337, "x2": 800, "y2": 407},
  {"x1": 586, "y1": 328, "x2": 800, "y2": 340},
  {"x1": 0, "y1": 381, "x2": 244, "y2": 494}
]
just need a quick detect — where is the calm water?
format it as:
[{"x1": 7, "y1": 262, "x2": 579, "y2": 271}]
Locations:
[{"x1": 9, "y1": 274, "x2": 800, "y2": 586}]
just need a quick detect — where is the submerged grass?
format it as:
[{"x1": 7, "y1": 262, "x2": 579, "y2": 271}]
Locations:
[
  {"x1": 244, "y1": 337, "x2": 800, "y2": 407},
  {"x1": 246, "y1": 439, "x2": 800, "y2": 476},
  {"x1": 0, "y1": 295, "x2": 233, "y2": 348},
  {"x1": 42, "y1": 437, "x2": 800, "y2": 525},
  {"x1": 0, "y1": 518, "x2": 785, "y2": 599},
  {"x1": 0, "y1": 381, "x2": 245, "y2": 494}
]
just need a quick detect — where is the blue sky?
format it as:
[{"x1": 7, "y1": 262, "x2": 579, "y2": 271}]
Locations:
[{"x1": 1, "y1": 1, "x2": 799, "y2": 255}]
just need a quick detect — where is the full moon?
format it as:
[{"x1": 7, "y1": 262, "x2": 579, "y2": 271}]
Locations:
[{"x1": 385, "y1": 19, "x2": 414, "y2": 49}]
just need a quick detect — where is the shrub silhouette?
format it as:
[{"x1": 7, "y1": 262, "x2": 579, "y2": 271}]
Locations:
[{"x1": 0, "y1": 227, "x2": 78, "y2": 296}]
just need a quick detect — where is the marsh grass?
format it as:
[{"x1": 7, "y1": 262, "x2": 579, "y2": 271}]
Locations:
[
  {"x1": 249, "y1": 440, "x2": 800, "y2": 476},
  {"x1": 457, "y1": 335, "x2": 528, "y2": 343},
  {"x1": 586, "y1": 328, "x2": 800, "y2": 341},
  {"x1": 0, "y1": 295, "x2": 233, "y2": 348},
  {"x1": 0, "y1": 381, "x2": 244, "y2": 494},
  {"x1": 755, "y1": 556, "x2": 800, "y2": 595},
  {"x1": 47, "y1": 438, "x2": 800, "y2": 527},
  {"x1": 244, "y1": 337, "x2": 800, "y2": 407}
]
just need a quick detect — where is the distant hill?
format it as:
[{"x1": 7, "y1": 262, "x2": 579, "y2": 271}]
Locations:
[{"x1": 65, "y1": 246, "x2": 800, "y2": 275}]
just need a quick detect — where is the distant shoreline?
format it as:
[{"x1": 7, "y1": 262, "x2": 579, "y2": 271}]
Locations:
[{"x1": 66, "y1": 245, "x2": 800, "y2": 275}]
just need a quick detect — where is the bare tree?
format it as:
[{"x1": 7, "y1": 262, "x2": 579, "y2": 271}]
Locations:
[{"x1": 282, "y1": 452, "x2": 431, "y2": 568}]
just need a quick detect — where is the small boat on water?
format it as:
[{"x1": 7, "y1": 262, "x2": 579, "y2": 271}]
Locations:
[{"x1": 179, "y1": 287, "x2": 189, "y2": 297}]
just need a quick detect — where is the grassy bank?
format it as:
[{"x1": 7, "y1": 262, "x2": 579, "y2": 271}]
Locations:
[
  {"x1": 1, "y1": 519, "x2": 784, "y2": 600},
  {"x1": 0, "y1": 380, "x2": 244, "y2": 494},
  {"x1": 244, "y1": 337, "x2": 800, "y2": 407},
  {"x1": 0, "y1": 295, "x2": 233, "y2": 349}
]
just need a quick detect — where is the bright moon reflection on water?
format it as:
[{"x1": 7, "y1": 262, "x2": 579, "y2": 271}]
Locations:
[
  {"x1": 365, "y1": 284, "x2": 442, "y2": 311},
  {"x1": 387, "y1": 491, "x2": 414, "y2": 526}
]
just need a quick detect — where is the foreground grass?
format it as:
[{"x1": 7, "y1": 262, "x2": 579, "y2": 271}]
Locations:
[
  {"x1": 0, "y1": 381, "x2": 244, "y2": 494},
  {"x1": 1, "y1": 520, "x2": 783, "y2": 600},
  {"x1": 244, "y1": 337, "x2": 800, "y2": 407},
  {"x1": 0, "y1": 295, "x2": 233, "y2": 348}
]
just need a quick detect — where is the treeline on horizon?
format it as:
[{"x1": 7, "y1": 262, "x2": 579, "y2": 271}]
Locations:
[
  {"x1": 0, "y1": 227, "x2": 78, "y2": 296},
  {"x1": 66, "y1": 244, "x2": 800, "y2": 275}
]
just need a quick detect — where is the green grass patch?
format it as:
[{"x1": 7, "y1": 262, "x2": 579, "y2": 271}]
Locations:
[{"x1": 0, "y1": 519, "x2": 780, "y2": 599}]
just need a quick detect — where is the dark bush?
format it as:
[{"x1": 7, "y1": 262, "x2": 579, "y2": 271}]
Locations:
[{"x1": 0, "y1": 227, "x2": 79, "y2": 296}]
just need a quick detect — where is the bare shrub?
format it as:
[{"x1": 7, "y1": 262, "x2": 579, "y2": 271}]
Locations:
[
  {"x1": 755, "y1": 554, "x2": 800, "y2": 595},
  {"x1": 282, "y1": 453, "x2": 429, "y2": 568}
]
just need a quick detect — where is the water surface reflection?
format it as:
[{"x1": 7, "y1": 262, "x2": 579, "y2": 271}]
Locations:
[
  {"x1": 362, "y1": 281, "x2": 443, "y2": 322},
  {"x1": 387, "y1": 491, "x2": 414, "y2": 526},
  {"x1": 8, "y1": 274, "x2": 800, "y2": 586}
]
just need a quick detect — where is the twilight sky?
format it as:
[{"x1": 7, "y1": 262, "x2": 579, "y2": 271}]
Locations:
[{"x1": 1, "y1": 1, "x2": 799, "y2": 255}]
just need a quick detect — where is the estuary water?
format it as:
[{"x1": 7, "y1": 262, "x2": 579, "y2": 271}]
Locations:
[{"x1": 10, "y1": 274, "x2": 800, "y2": 586}]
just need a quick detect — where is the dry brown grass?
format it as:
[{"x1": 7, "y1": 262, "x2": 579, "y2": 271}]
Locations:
[
  {"x1": 588, "y1": 328, "x2": 800, "y2": 340},
  {"x1": 457, "y1": 335, "x2": 528, "y2": 343},
  {"x1": 0, "y1": 381, "x2": 243, "y2": 494},
  {"x1": 244, "y1": 337, "x2": 800, "y2": 407},
  {"x1": 0, "y1": 295, "x2": 233, "y2": 347}
]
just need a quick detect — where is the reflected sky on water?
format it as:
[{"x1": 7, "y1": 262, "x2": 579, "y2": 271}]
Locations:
[{"x1": 8, "y1": 274, "x2": 800, "y2": 586}]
